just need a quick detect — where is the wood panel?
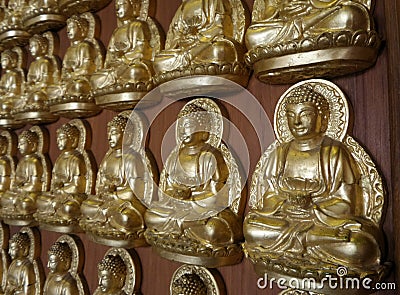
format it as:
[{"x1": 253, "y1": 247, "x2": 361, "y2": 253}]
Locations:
[{"x1": 7, "y1": 0, "x2": 397, "y2": 294}]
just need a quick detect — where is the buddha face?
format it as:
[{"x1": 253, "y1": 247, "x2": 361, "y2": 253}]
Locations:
[
  {"x1": 18, "y1": 137, "x2": 35, "y2": 156},
  {"x1": 47, "y1": 254, "x2": 69, "y2": 274},
  {"x1": 98, "y1": 269, "x2": 123, "y2": 293},
  {"x1": 108, "y1": 126, "x2": 123, "y2": 149},
  {"x1": 29, "y1": 39, "x2": 45, "y2": 58},
  {"x1": 180, "y1": 117, "x2": 209, "y2": 146},
  {"x1": 116, "y1": 0, "x2": 141, "y2": 19},
  {"x1": 9, "y1": 242, "x2": 26, "y2": 260},
  {"x1": 286, "y1": 102, "x2": 324, "y2": 140},
  {"x1": 1, "y1": 54, "x2": 12, "y2": 69},
  {"x1": 67, "y1": 19, "x2": 85, "y2": 41},
  {"x1": 57, "y1": 133, "x2": 76, "y2": 151}
]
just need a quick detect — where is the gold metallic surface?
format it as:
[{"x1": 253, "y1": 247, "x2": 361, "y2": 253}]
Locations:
[
  {"x1": 0, "y1": 131, "x2": 17, "y2": 195},
  {"x1": 44, "y1": 235, "x2": 89, "y2": 295},
  {"x1": 59, "y1": 0, "x2": 113, "y2": 17},
  {"x1": 144, "y1": 98, "x2": 245, "y2": 267},
  {"x1": 22, "y1": 0, "x2": 66, "y2": 34},
  {"x1": 47, "y1": 12, "x2": 103, "y2": 118},
  {"x1": 4, "y1": 227, "x2": 44, "y2": 295},
  {"x1": 0, "y1": 222, "x2": 10, "y2": 293},
  {"x1": 0, "y1": 0, "x2": 31, "y2": 48},
  {"x1": 170, "y1": 264, "x2": 225, "y2": 295},
  {"x1": 0, "y1": 47, "x2": 26, "y2": 129},
  {"x1": 152, "y1": 0, "x2": 250, "y2": 87},
  {"x1": 0, "y1": 126, "x2": 51, "y2": 227},
  {"x1": 14, "y1": 32, "x2": 60, "y2": 125},
  {"x1": 243, "y1": 79, "x2": 388, "y2": 293},
  {"x1": 93, "y1": 247, "x2": 141, "y2": 295},
  {"x1": 91, "y1": 0, "x2": 163, "y2": 111},
  {"x1": 80, "y1": 111, "x2": 158, "y2": 248},
  {"x1": 34, "y1": 119, "x2": 96, "y2": 233},
  {"x1": 245, "y1": 0, "x2": 380, "y2": 84}
]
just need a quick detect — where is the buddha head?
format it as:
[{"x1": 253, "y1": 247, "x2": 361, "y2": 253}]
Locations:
[
  {"x1": 178, "y1": 104, "x2": 213, "y2": 146},
  {"x1": 116, "y1": 0, "x2": 141, "y2": 20},
  {"x1": 97, "y1": 254, "x2": 127, "y2": 293},
  {"x1": 56, "y1": 124, "x2": 80, "y2": 151},
  {"x1": 107, "y1": 115, "x2": 128, "y2": 149},
  {"x1": 18, "y1": 131, "x2": 39, "y2": 156},
  {"x1": 285, "y1": 85, "x2": 330, "y2": 141},
  {"x1": 9, "y1": 232, "x2": 30, "y2": 260},
  {"x1": 0, "y1": 135, "x2": 8, "y2": 156},
  {"x1": 67, "y1": 15, "x2": 89, "y2": 42},
  {"x1": 1, "y1": 50, "x2": 18, "y2": 70},
  {"x1": 171, "y1": 273, "x2": 207, "y2": 295},
  {"x1": 29, "y1": 34, "x2": 49, "y2": 58},
  {"x1": 47, "y1": 242, "x2": 73, "y2": 274}
]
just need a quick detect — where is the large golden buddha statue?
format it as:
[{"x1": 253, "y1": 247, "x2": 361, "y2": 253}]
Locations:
[
  {"x1": 34, "y1": 119, "x2": 96, "y2": 233},
  {"x1": 3, "y1": 227, "x2": 44, "y2": 295},
  {"x1": 0, "y1": 0, "x2": 30, "y2": 48},
  {"x1": 47, "y1": 12, "x2": 103, "y2": 118},
  {"x1": 80, "y1": 111, "x2": 157, "y2": 248},
  {"x1": 14, "y1": 32, "x2": 60, "y2": 124},
  {"x1": 0, "y1": 127, "x2": 51, "y2": 226},
  {"x1": 245, "y1": 0, "x2": 380, "y2": 83},
  {"x1": 0, "y1": 48, "x2": 25, "y2": 129},
  {"x1": 44, "y1": 235, "x2": 89, "y2": 295},
  {"x1": 152, "y1": 0, "x2": 250, "y2": 87},
  {"x1": 90, "y1": 0, "x2": 163, "y2": 110},
  {"x1": 243, "y1": 79, "x2": 388, "y2": 292},
  {"x1": 145, "y1": 98, "x2": 245, "y2": 267},
  {"x1": 94, "y1": 248, "x2": 141, "y2": 295},
  {"x1": 0, "y1": 131, "x2": 17, "y2": 195}
]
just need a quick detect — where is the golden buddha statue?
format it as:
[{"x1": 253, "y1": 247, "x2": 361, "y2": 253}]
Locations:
[
  {"x1": 34, "y1": 119, "x2": 96, "y2": 233},
  {"x1": 170, "y1": 264, "x2": 225, "y2": 295},
  {"x1": 14, "y1": 32, "x2": 60, "y2": 124},
  {"x1": 22, "y1": 0, "x2": 66, "y2": 34},
  {"x1": 44, "y1": 235, "x2": 89, "y2": 295},
  {"x1": 3, "y1": 227, "x2": 44, "y2": 295},
  {"x1": 47, "y1": 12, "x2": 103, "y2": 118},
  {"x1": 152, "y1": 0, "x2": 250, "y2": 87},
  {"x1": 94, "y1": 247, "x2": 141, "y2": 295},
  {"x1": 0, "y1": 131, "x2": 17, "y2": 195},
  {"x1": 243, "y1": 79, "x2": 388, "y2": 290},
  {"x1": 90, "y1": 0, "x2": 163, "y2": 110},
  {"x1": 0, "y1": 127, "x2": 51, "y2": 226},
  {"x1": 0, "y1": 0, "x2": 30, "y2": 48},
  {"x1": 145, "y1": 98, "x2": 245, "y2": 267},
  {"x1": 80, "y1": 111, "x2": 157, "y2": 248},
  {"x1": 0, "y1": 48, "x2": 25, "y2": 129},
  {"x1": 245, "y1": 0, "x2": 380, "y2": 83}
]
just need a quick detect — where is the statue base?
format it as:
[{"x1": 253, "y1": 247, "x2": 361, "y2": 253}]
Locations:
[
  {"x1": 86, "y1": 231, "x2": 148, "y2": 248},
  {"x1": 59, "y1": 0, "x2": 113, "y2": 16},
  {"x1": 0, "y1": 28, "x2": 30, "y2": 48},
  {"x1": 2, "y1": 215, "x2": 38, "y2": 227},
  {"x1": 38, "y1": 222, "x2": 83, "y2": 234},
  {"x1": 94, "y1": 91, "x2": 149, "y2": 111},
  {"x1": 253, "y1": 47, "x2": 378, "y2": 84},
  {"x1": 23, "y1": 13, "x2": 66, "y2": 34},
  {"x1": 49, "y1": 101, "x2": 101, "y2": 118},
  {"x1": 0, "y1": 117, "x2": 24, "y2": 129},
  {"x1": 14, "y1": 110, "x2": 58, "y2": 125}
]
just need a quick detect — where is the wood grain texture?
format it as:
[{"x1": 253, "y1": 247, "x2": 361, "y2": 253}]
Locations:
[{"x1": 6, "y1": 0, "x2": 397, "y2": 294}]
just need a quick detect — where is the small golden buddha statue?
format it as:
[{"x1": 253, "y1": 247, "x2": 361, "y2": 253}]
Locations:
[
  {"x1": 170, "y1": 264, "x2": 225, "y2": 295},
  {"x1": 47, "y1": 12, "x2": 103, "y2": 118},
  {"x1": 244, "y1": 79, "x2": 388, "y2": 290},
  {"x1": 44, "y1": 235, "x2": 89, "y2": 295},
  {"x1": 91, "y1": 0, "x2": 163, "y2": 110},
  {"x1": 35, "y1": 119, "x2": 96, "y2": 233},
  {"x1": 152, "y1": 0, "x2": 250, "y2": 87},
  {"x1": 0, "y1": 0, "x2": 30, "y2": 48},
  {"x1": 14, "y1": 32, "x2": 60, "y2": 124},
  {"x1": 80, "y1": 111, "x2": 157, "y2": 248},
  {"x1": 22, "y1": 0, "x2": 66, "y2": 34},
  {"x1": 0, "y1": 222, "x2": 10, "y2": 293},
  {"x1": 94, "y1": 247, "x2": 141, "y2": 295},
  {"x1": 245, "y1": 0, "x2": 381, "y2": 83},
  {"x1": 0, "y1": 131, "x2": 17, "y2": 195},
  {"x1": 4, "y1": 227, "x2": 44, "y2": 295},
  {"x1": 0, "y1": 127, "x2": 51, "y2": 226},
  {"x1": 0, "y1": 48, "x2": 25, "y2": 129},
  {"x1": 145, "y1": 98, "x2": 245, "y2": 267}
]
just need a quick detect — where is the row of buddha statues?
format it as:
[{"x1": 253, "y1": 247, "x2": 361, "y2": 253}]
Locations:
[
  {"x1": 0, "y1": 0, "x2": 382, "y2": 129},
  {"x1": 0, "y1": 79, "x2": 390, "y2": 294}
]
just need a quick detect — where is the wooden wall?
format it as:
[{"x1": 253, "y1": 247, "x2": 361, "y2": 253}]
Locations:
[{"x1": 7, "y1": 0, "x2": 399, "y2": 294}]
